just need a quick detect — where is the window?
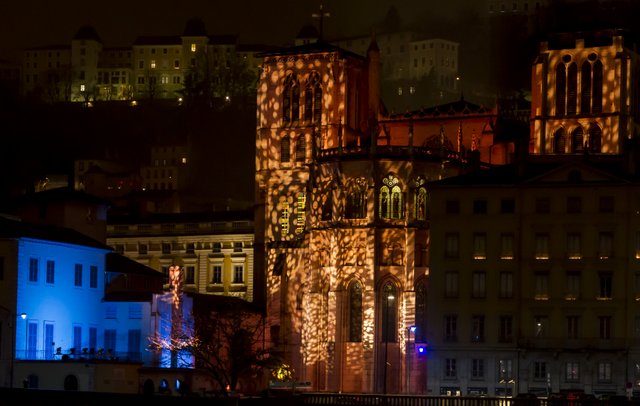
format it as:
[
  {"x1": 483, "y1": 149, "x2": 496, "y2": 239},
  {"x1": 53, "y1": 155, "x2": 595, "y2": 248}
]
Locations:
[
  {"x1": 104, "y1": 329, "x2": 116, "y2": 354},
  {"x1": 345, "y1": 178, "x2": 367, "y2": 219},
  {"x1": 499, "y1": 316, "x2": 512, "y2": 342},
  {"x1": 414, "y1": 182, "x2": 428, "y2": 220},
  {"x1": 498, "y1": 359, "x2": 513, "y2": 380},
  {"x1": 348, "y1": 282, "x2": 363, "y2": 342},
  {"x1": 444, "y1": 315, "x2": 457, "y2": 342},
  {"x1": 73, "y1": 325, "x2": 82, "y2": 353},
  {"x1": 445, "y1": 358, "x2": 457, "y2": 378},
  {"x1": 46, "y1": 260, "x2": 55, "y2": 284},
  {"x1": 304, "y1": 72, "x2": 322, "y2": 123},
  {"x1": 471, "y1": 359, "x2": 484, "y2": 379},
  {"x1": 599, "y1": 316, "x2": 612, "y2": 339},
  {"x1": 598, "y1": 232, "x2": 613, "y2": 259},
  {"x1": 553, "y1": 129, "x2": 566, "y2": 153},
  {"x1": 191, "y1": 43, "x2": 196, "y2": 52},
  {"x1": 567, "y1": 316, "x2": 579, "y2": 339},
  {"x1": 598, "y1": 272, "x2": 612, "y2": 299},
  {"x1": 161, "y1": 243, "x2": 171, "y2": 255},
  {"x1": 565, "y1": 362, "x2": 579, "y2": 382},
  {"x1": 185, "y1": 266, "x2": 195, "y2": 284},
  {"x1": 499, "y1": 272, "x2": 513, "y2": 298},
  {"x1": 567, "y1": 197, "x2": 582, "y2": 213},
  {"x1": 128, "y1": 329, "x2": 142, "y2": 361},
  {"x1": 589, "y1": 123, "x2": 603, "y2": 152},
  {"x1": 500, "y1": 198, "x2": 515, "y2": 214},
  {"x1": 571, "y1": 127, "x2": 584, "y2": 153},
  {"x1": 473, "y1": 199, "x2": 487, "y2": 214},
  {"x1": 379, "y1": 175, "x2": 403, "y2": 219},
  {"x1": 186, "y1": 243, "x2": 195, "y2": 254},
  {"x1": 472, "y1": 233, "x2": 487, "y2": 260},
  {"x1": 534, "y1": 233, "x2": 549, "y2": 259},
  {"x1": 500, "y1": 233, "x2": 514, "y2": 259},
  {"x1": 74, "y1": 264, "x2": 82, "y2": 287},
  {"x1": 567, "y1": 232, "x2": 582, "y2": 259},
  {"x1": 233, "y1": 242, "x2": 243, "y2": 252},
  {"x1": 445, "y1": 233, "x2": 459, "y2": 258},
  {"x1": 233, "y1": 265, "x2": 243, "y2": 283},
  {"x1": 534, "y1": 361, "x2": 547, "y2": 380},
  {"x1": 138, "y1": 244, "x2": 148, "y2": 255},
  {"x1": 445, "y1": 272, "x2": 459, "y2": 298},
  {"x1": 381, "y1": 282, "x2": 397, "y2": 342},
  {"x1": 280, "y1": 136, "x2": 290, "y2": 163},
  {"x1": 598, "y1": 362, "x2": 612, "y2": 383},
  {"x1": 472, "y1": 271, "x2": 486, "y2": 298},
  {"x1": 282, "y1": 74, "x2": 300, "y2": 123},
  {"x1": 211, "y1": 265, "x2": 222, "y2": 284},
  {"x1": 295, "y1": 134, "x2": 305, "y2": 161},
  {"x1": 90, "y1": 265, "x2": 98, "y2": 288},
  {"x1": 535, "y1": 316, "x2": 548, "y2": 337},
  {"x1": 566, "y1": 271, "x2": 580, "y2": 300},
  {"x1": 471, "y1": 315, "x2": 485, "y2": 342},
  {"x1": 212, "y1": 242, "x2": 222, "y2": 253},
  {"x1": 556, "y1": 63, "x2": 567, "y2": 115},
  {"x1": 534, "y1": 272, "x2": 549, "y2": 300},
  {"x1": 44, "y1": 323, "x2": 54, "y2": 360},
  {"x1": 29, "y1": 258, "x2": 38, "y2": 282},
  {"x1": 24, "y1": 320, "x2": 37, "y2": 359}
]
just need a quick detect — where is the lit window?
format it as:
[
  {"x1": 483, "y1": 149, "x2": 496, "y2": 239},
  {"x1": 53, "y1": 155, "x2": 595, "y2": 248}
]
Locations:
[
  {"x1": 534, "y1": 272, "x2": 549, "y2": 300},
  {"x1": 191, "y1": 43, "x2": 196, "y2": 52},
  {"x1": 150, "y1": 60, "x2": 156, "y2": 69},
  {"x1": 80, "y1": 84, "x2": 85, "y2": 92},
  {"x1": 473, "y1": 233, "x2": 487, "y2": 260}
]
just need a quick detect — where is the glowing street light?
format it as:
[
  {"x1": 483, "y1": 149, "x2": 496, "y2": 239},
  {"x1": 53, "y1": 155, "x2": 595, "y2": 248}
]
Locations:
[{"x1": 383, "y1": 294, "x2": 394, "y2": 395}]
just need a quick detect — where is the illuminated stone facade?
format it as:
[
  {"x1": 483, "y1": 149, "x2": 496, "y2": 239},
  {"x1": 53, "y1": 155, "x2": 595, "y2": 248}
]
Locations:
[
  {"x1": 427, "y1": 30, "x2": 640, "y2": 397},
  {"x1": 255, "y1": 40, "x2": 509, "y2": 393}
]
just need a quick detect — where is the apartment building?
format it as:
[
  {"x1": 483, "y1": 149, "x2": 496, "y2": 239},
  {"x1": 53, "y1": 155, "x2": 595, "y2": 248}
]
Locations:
[{"x1": 426, "y1": 29, "x2": 640, "y2": 397}]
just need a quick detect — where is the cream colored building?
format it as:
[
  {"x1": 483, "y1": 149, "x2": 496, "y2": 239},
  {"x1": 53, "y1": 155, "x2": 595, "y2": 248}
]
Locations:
[{"x1": 106, "y1": 211, "x2": 255, "y2": 302}]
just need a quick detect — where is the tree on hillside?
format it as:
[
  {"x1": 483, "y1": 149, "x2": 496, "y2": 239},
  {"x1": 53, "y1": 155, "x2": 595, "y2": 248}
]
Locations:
[{"x1": 148, "y1": 296, "x2": 279, "y2": 396}]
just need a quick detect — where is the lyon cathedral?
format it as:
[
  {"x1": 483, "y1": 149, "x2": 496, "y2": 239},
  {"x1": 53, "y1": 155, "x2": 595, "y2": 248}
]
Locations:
[{"x1": 255, "y1": 27, "x2": 640, "y2": 397}]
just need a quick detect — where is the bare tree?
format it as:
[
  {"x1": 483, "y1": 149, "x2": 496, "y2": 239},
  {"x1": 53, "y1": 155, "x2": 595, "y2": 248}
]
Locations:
[{"x1": 149, "y1": 296, "x2": 278, "y2": 396}]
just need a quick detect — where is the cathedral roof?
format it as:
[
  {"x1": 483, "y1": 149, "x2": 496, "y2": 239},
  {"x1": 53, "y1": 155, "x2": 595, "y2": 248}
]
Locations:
[{"x1": 256, "y1": 40, "x2": 365, "y2": 60}]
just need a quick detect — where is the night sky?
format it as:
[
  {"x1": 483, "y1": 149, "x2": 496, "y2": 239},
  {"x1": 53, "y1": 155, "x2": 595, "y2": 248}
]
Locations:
[{"x1": 2, "y1": 0, "x2": 473, "y2": 60}]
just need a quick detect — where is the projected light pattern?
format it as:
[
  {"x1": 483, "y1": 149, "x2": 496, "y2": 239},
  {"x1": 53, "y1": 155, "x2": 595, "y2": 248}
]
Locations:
[
  {"x1": 256, "y1": 40, "x2": 490, "y2": 393},
  {"x1": 531, "y1": 33, "x2": 638, "y2": 155}
]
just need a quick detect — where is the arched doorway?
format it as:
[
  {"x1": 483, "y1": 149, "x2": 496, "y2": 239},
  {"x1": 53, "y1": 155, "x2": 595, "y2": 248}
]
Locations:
[{"x1": 63, "y1": 374, "x2": 78, "y2": 391}]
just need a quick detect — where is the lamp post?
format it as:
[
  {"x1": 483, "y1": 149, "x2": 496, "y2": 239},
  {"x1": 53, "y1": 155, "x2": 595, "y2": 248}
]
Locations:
[
  {"x1": 407, "y1": 325, "x2": 416, "y2": 394},
  {"x1": 383, "y1": 294, "x2": 394, "y2": 395},
  {"x1": 20, "y1": 313, "x2": 27, "y2": 362}
]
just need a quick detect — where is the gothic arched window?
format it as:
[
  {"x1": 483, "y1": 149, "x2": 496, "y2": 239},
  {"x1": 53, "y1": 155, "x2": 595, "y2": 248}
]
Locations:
[
  {"x1": 413, "y1": 177, "x2": 428, "y2": 221},
  {"x1": 283, "y1": 74, "x2": 300, "y2": 124},
  {"x1": 380, "y1": 175, "x2": 402, "y2": 220},
  {"x1": 588, "y1": 123, "x2": 602, "y2": 153},
  {"x1": 592, "y1": 60, "x2": 603, "y2": 113},
  {"x1": 281, "y1": 135, "x2": 290, "y2": 162},
  {"x1": 571, "y1": 126, "x2": 584, "y2": 153},
  {"x1": 553, "y1": 128, "x2": 566, "y2": 154},
  {"x1": 381, "y1": 281, "x2": 397, "y2": 343},
  {"x1": 580, "y1": 61, "x2": 592, "y2": 114},
  {"x1": 345, "y1": 177, "x2": 367, "y2": 219},
  {"x1": 567, "y1": 62, "x2": 578, "y2": 115},
  {"x1": 348, "y1": 281, "x2": 363, "y2": 342},
  {"x1": 555, "y1": 63, "x2": 566, "y2": 116},
  {"x1": 304, "y1": 72, "x2": 322, "y2": 124},
  {"x1": 295, "y1": 134, "x2": 305, "y2": 162},
  {"x1": 379, "y1": 185, "x2": 390, "y2": 219}
]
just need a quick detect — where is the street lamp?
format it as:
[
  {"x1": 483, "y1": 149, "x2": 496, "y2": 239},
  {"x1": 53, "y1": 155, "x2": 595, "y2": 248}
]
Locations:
[
  {"x1": 407, "y1": 325, "x2": 416, "y2": 394},
  {"x1": 20, "y1": 313, "x2": 27, "y2": 362},
  {"x1": 383, "y1": 293, "x2": 395, "y2": 395}
]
